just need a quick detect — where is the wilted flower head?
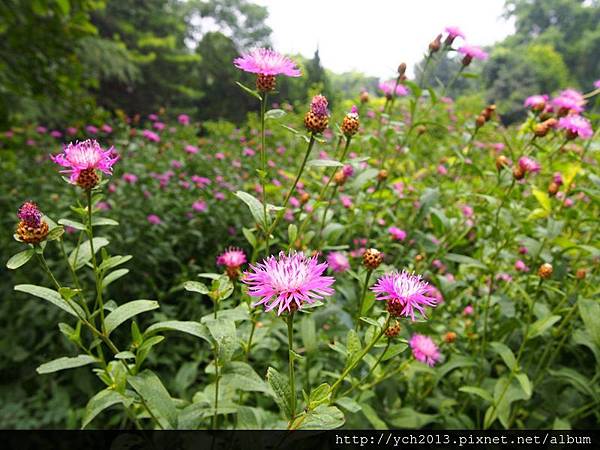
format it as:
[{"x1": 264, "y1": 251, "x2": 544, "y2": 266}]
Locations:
[
  {"x1": 557, "y1": 114, "x2": 593, "y2": 140},
  {"x1": 234, "y1": 48, "x2": 301, "y2": 77},
  {"x1": 18, "y1": 201, "x2": 42, "y2": 228},
  {"x1": 379, "y1": 80, "x2": 409, "y2": 98},
  {"x1": 327, "y1": 251, "x2": 350, "y2": 273},
  {"x1": 371, "y1": 271, "x2": 439, "y2": 321},
  {"x1": 409, "y1": 334, "x2": 440, "y2": 366},
  {"x1": 243, "y1": 251, "x2": 335, "y2": 315},
  {"x1": 51, "y1": 140, "x2": 118, "y2": 186}
]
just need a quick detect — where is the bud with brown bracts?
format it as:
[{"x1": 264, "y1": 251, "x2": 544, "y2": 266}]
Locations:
[
  {"x1": 362, "y1": 248, "x2": 383, "y2": 270},
  {"x1": 538, "y1": 263, "x2": 553, "y2": 279}
]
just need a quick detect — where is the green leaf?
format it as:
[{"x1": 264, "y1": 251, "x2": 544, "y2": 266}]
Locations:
[
  {"x1": 297, "y1": 405, "x2": 345, "y2": 430},
  {"x1": 527, "y1": 207, "x2": 550, "y2": 220},
  {"x1": 242, "y1": 227, "x2": 257, "y2": 248},
  {"x1": 102, "y1": 268, "x2": 129, "y2": 288},
  {"x1": 98, "y1": 255, "x2": 132, "y2": 271},
  {"x1": 205, "y1": 318, "x2": 238, "y2": 362},
  {"x1": 300, "y1": 316, "x2": 317, "y2": 352},
  {"x1": 515, "y1": 373, "x2": 532, "y2": 399},
  {"x1": 236, "y1": 406, "x2": 265, "y2": 429},
  {"x1": 220, "y1": 362, "x2": 270, "y2": 393},
  {"x1": 532, "y1": 188, "x2": 551, "y2": 211},
  {"x1": 306, "y1": 159, "x2": 343, "y2": 168},
  {"x1": 265, "y1": 109, "x2": 286, "y2": 119},
  {"x1": 490, "y1": 342, "x2": 517, "y2": 371},
  {"x1": 55, "y1": 0, "x2": 70, "y2": 15},
  {"x1": 58, "y1": 218, "x2": 86, "y2": 230},
  {"x1": 307, "y1": 383, "x2": 331, "y2": 409},
  {"x1": 335, "y1": 397, "x2": 362, "y2": 413},
  {"x1": 527, "y1": 315, "x2": 561, "y2": 339},
  {"x1": 266, "y1": 366, "x2": 291, "y2": 417},
  {"x1": 183, "y1": 280, "x2": 209, "y2": 295},
  {"x1": 144, "y1": 321, "x2": 211, "y2": 343},
  {"x1": 46, "y1": 225, "x2": 65, "y2": 241},
  {"x1": 445, "y1": 253, "x2": 487, "y2": 270},
  {"x1": 115, "y1": 351, "x2": 135, "y2": 360},
  {"x1": 104, "y1": 300, "x2": 159, "y2": 335},
  {"x1": 346, "y1": 329, "x2": 362, "y2": 366},
  {"x1": 579, "y1": 299, "x2": 600, "y2": 348},
  {"x1": 82, "y1": 389, "x2": 132, "y2": 429},
  {"x1": 202, "y1": 303, "x2": 249, "y2": 322},
  {"x1": 91, "y1": 217, "x2": 119, "y2": 227},
  {"x1": 6, "y1": 249, "x2": 35, "y2": 269},
  {"x1": 15, "y1": 284, "x2": 84, "y2": 317},
  {"x1": 235, "y1": 190, "x2": 267, "y2": 227},
  {"x1": 387, "y1": 407, "x2": 437, "y2": 428},
  {"x1": 437, "y1": 355, "x2": 477, "y2": 380},
  {"x1": 360, "y1": 403, "x2": 388, "y2": 429},
  {"x1": 548, "y1": 367, "x2": 598, "y2": 400},
  {"x1": 128, "y1": 370, "x2": 177, "y2": 429},
  {"x1": 37, "y1": 355, "x2": 96, "y2": 374},
  {"x1": 69, "y1": 237, "x2": 109, "y2": 270},
  {"x1": 235, "y1": 81, "x2": 262, "y2": 100},
  {"x1": 459, "y1": 386, "x2": 493, "y2": 403},
  {"x1": 288, "y1": 224, "x2": 298, "y2": 244}
]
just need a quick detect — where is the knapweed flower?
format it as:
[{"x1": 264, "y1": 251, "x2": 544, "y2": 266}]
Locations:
[
  {"x1": 557, "y1": 115, "x2": 593, "y2": 140},
  {"x1": 341, "y1": 105, "x2": 360, "y2": 137},
  {"x1": 518, "y1": 156, "x2": 541, "y2": 174},
  {"x1": 409, "y1": 334, "x2": 440, "y2": 366},
  {"x1": 243, "y1": 252, "x2": 335, "y2": 315},
  {"x1": 524, "y1": 94, "x2": 548, "y2": 111},
  {"x1": 371, "y1": 271, "x2": 439, "y2": 321},
  {"x1": 147, "y1": 214, "x2": 162, "y2": 225},
  {"x1": 378, "y1": 80, "x2": 409, "y2": 99},
  {"x1": 327, "y1": 251, "x2": 350, "y2": 273},
  {"x1": 463, "y1": 305, "x2": 474, "y2": 316},
  {"x1": 51, "y1": 140, "x2": 118, "y2": 189},
  {"x1": 234, "y1": 48, "x2": 301, "y2": 92},
  {"x1": 594, "y1": 80, "x2": 600, "y2": 89},
  {"x1": 304, "y1": 94, "x2": 329, "y2": 134},
  {"x1": 178, "y1": 114, "x2": 190, "y2": 125},
  {"x1": 444, "y1": 26, "x2": 465, "y2": 45},
  {"x1": 458, "y1": 45, "x2": 488, "y2": 66},
  {"x1": 388, "y1": 226, "x2": 407, "y2": 241},
  {"x1": 16, "y1": 202, "x2": 49, "y2": 244},
  {"x1": 142, "y1": 130, "x2": 160, "y2": 142},
  {"x1": 217, "y1": 247, "x2": 247, "y2": 280},
  {"x1": 552, "y1": 89, "x2": 585, "y2": 115},
  {"x1": 515, "y1": 260, "x2": 529, "y2": 272}
]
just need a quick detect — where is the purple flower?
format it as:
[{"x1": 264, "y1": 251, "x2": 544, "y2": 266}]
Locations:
[
  {"x1": 458, "y1": 45, "x2": 488, "y2": 65},
  {"x1": 243, "y1": 252, "x2": 335, "y2": 315},
  {"x1": 185, "y1": 144, "x2": 199, "y2": 154},
  {"x1": 388, "y1": 226, "x2": 407, "y2": 241},
  {"x1": 552, "y1": 89, "x2": 585, "y2": 113},
  {"x1": 234, "y1": 48, "x2": 301, "y2": 77},
  {"x1": 178, "y1": 114, "x2": 190, "y2": 125},
  {"x1": 518, "y1": 156, "x2": 540, "y2": 174},
  {"x1": 310, "y1": 94, "x2": 329, "y2": 117},
  {"x1": 142, "y1": 130, "x2": 160, "y2": 142},
  {"x1": 410, "y1": 334, "x2": 440, "y2": 366},
  {"x1": 524, "y1": 94, "x2": 548, "y2": 110},
  {"x1": 192, "y1": 200, "x2": 207, "y2": 212},
  {"x1": 379, "y1": 80, "x2": 409, "y2": 98},
  {"x1": 594, "y1": 80, "x2": 600, "y2": 89},
  {"x1": 147, "y1": 214, "x2": 162, "y2": 225},
  {"x1": 217, "y1": 247, "x2": 247, "y2": 268},
  {"x1": 101, "y1": 124, "x2": 113, "y2": 134},
  {"x1": 557, "y1": 115, "x2": 593, "y2": 139},
  {"x1": 51, "y1": 140, "x2": 118, "y2": 184},
  {"x1": 327, "y1": 252, "x2": 350, "y2": 273},
  {"x1": 86, "y1": 125, "x2": 98, "y2": 135},
  {"x1": 122, "y1": 173, "x2": 138, "y2": 184},
  {"x1": 445, "y1": 26, "x2": 465, "y2": 40},
  {"x1": 371, "y1": 271, "x2": 439, "y2": 321},
  {"x1": 18, "y1": 201, "x2": 42, "y2": 228}
]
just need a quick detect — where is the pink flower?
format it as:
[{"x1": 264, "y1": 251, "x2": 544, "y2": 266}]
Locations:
[
  {"x1": 18, "y1": 201, "x2": 42, "y2": 227},
  {"x1": 192, "y1": 200, "x2": 207, "y2": 212},
  {"x1": 515, "y1": 260, "x2": 529, "y2": 272},
  {"x1": 310, "y1": 94, "x2": 329, "y2": 117},
  {"x1": 552, "y1": 89, "x2": 585, "y2": 113},
  {"x1": 557, "y1": 115, "x2": 593, "y2": 139},
  {"x1": 85, "y1": 125, "x2": 98, "y2": 134},
  {"x1": 185, "y1": 144, "x2": 199, "y2": 154},
  {"x1": 142, "y1": 130, "x2": 160, "y2": 142},
  {"x1": 101, "y1": 124, "x2": 113, "y2": 133},
  {"x1": 518, "y1": 156, "x2": 540, "y2": 174},
  {"x1": 243, "y1": 252, "x2": 335, "y2": 315},
  {"x1": 524, "y1": 94, "x2": 548, "y2": 110},
  {"x1": 388, "y1": 226, "x2": 407, "y2": 241},
  {"x1": 36, "y1": 126, "x2": 47, "y2": 134},
  {"x1": 217, "y1": 247, "x2": 247, "y2": 268},
  {"x1": 148, "y1": 114, "x2": 159, "y2": 121},
  {"x1": 379, "y1": 80, "x2": 409, "y2": 97},
  {"x1": 553, "y1": 172, "x2": 563, "y2": 185},
  {"x1": 243, "y1": 147, "x2": 256, "y2": 156},
  {"x1": 67, "y1": 127, "x2": 78, "y2": 135},
  {"x1": 122, "y1": 173, "x2": 138, "y2": 184},
  {"x1": 147, "y1": 214, "x2": 161, "y2": 225},
  {"x1": 178, "y1": 114, "x2": 190, "y2": 125},
  {"x1": 458, "y1": 45, "x2": 488, "y2": 60},
  {"x1": 234, "y1": 48, "x2": 301, "y2": 77},
  {"x1": 437, "y1": 164, "x2": 448, "y2": 175},
  {"x1": 327, "y1": 252, "x2": 350, "y2": 273},
  {"x1": 153, "y1": 122, "x2": 165, "y2": 131},
  {"x1": 594, "y1": 80, "x2": 600, "y2": 89},
  {"x1": 409, "y1": 334, "x2": 440, "y2": 366},
  {"x1": 371, "y1": 271, "x2": 439, "y2": 321},
  {"x1": 462, "y1": 205, "x2": 474, "y2": 218},
  {"x1": 50, "y1": 130, "x2": 62, "y2": 138},
  {"x1": 340, "y1": 195, "x2": 353, "y2": 208},
  {"x1": 171, "y1": 160, "x2": 183, "y2": 169},
  {"x1": 342, "y1": 164, "x2": 354, "y2": 177},
  {"x1": 463, "y1": 305, "x2": 474, "y2": 316},
  {"x1": 445, "y1": 26, "x2": 465, "y2": 41},
  {"x1": 51, "y1": 140, "x2": 118, "y2": 184},
  {"x1": 215, "y1": 152, "x2": 225, "y2": 160}
]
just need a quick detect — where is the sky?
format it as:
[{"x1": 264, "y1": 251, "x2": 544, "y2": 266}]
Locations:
[{"x1": 253, "y1": 0, "x2": 515, "y2": 79}]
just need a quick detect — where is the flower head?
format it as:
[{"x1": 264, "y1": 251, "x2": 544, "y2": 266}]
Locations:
[
  {"x1": 458, "y1": 45, "x2": 488, "y2": 60},
  {"x1": 217, "y1": 247, "x2": 247, "y2": 268},
  {"x1": 16, "y1": 202, "x2": 49, "y2": 244},
  {"x1": 327, "y1": 251, "x2": 350, "y2": 273},
  {"x1": 552, "y1": 89, "x2": 585, "y2": 114},
  {"x1": 518, "y1": 156, "x2": 541, "y2": 174},
  {"x1": 594, "y1": 80, "x2": 600, "y2": 89},
  {"x1": 310, "y1": 94, "x2": 329, "y2": 117},
  {"x1": 178, "y1": 114, "x2": 190, "y2": 125},
  {"x1": 371, "y1": 271, "x2": 439, "y2": 321},
  {"x1": 445, "y1": 26, "x2": 465, "y2": 40},
  {"x1": 388, "y1": 226, "x2": 407, "y2": 241},
  {"x1": 379, "y1": 80, "x2": 409, "y2": 98},
  {"x1": 233, "y1": 48, "x2": 301, "y2": 77},
  {"x1": 51, "y1": 140, "x2": 118, "y2": 185},
  {"x1": 524, "y1": 94, "x2": 548, "y2": 110},
  {"x1": 557, "y1": 115, "x2": 593, "y2": 140},
  {"x1": 409, "y1": 334, "x2": 440, "y2": 366},
  {"x1": 18, "y1": 201, "x2": 42, "y2": 228},
  {"x1": 243, "y1": 251, "x2": 335, "y2": 315},
  {"x1": 147, "y1": 214, "x2": 162, "y2": 225}
]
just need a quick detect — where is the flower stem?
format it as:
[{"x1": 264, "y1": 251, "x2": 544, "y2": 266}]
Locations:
[
  {"x1": 212, "y1": 347, "x2": 220, "y2": 429},
  {"x1": 287, "y1": 313, "x2": 297, "y2": 423},
  {"x1": 260, "y1": 93, "x2": 269, "y2": 253},
  {"x1": 86, "y1": 190, "x2": 106, "y2": 332},
  {"x1": 356, "y1": 269, "x2": 373, "y2": 330}
]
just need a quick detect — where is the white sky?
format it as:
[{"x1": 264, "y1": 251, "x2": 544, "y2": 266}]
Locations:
[{"x1": 253, "y1": 0, "x2": 515, "y2": 79}]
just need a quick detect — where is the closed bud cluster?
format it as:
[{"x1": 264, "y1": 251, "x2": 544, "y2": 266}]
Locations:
[
  {"x1": 16, "y1": 202, "x2": 49, "y2": 244},
  {"x1": 385, "y1": 320, "x2": 401, "y2": 338},
  {"x1": 443, "y1": 331, "x2": 457, "y2": 343},
  {"x1": 533, "y1": 118, "x2": 557, "y2": 137},
  {"x1": 496, "y1": 155, "x2": 510, "y2": 171},
  {"x1": 341, "y1": 105, "x2": 360, "y2": 137},
  {"x1": 475, "y1": 105, "x2": 496, "y2": 129},
  {"x1": 538, "y1": 263, "x2": 553, "y2": 279},
  {"x1": 429, "y1": 34, "x2": 442, "y2": 54},
  {"x1": 304, "y1": 94, "x2": 329, "y2": 134},
  {"x1": 363, "y1": 248, "x2": 383, "y2": 270}
]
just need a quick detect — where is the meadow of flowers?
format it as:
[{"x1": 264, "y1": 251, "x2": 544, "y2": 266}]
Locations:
[{"x1": 1, "y1": 28, "x2": 600, "y2": 431}]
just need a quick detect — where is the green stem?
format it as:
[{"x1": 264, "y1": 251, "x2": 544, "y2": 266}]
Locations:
[
  {"x1": 260, "y1": 93, "x2": 269, "y2": 254},
  {"x1": 287, "y1": 313, "x2": 296, "y2": 423},
  {"x1": 212, "y1": 348, "x2": 220, "y2": 430},
  {"x1": 86, "y1": 190, "x2": 106, "y2": 331},
  {"x1": 245, "y1": 315, "x2": 258, "y2": 361},
  {"x1": 340, "y1": 339, "x2": 390, "y2": 398},
  {"x1": 355, "y1": 270, "x2": 373, "y2": 330}
]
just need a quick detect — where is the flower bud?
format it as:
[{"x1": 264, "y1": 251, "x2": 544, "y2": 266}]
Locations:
[
  {"x1": 496, "y1": 155, "x2": 510, "y2": 171},
  {"x1": 360, "y1": 91, "x2": 369, "y2": 104},
  {"x1": 377, "y1": 169, "x2": 388, "y2": 182},
  {"x1": 512, "y1": 165, "x2": 525, "y2": 180},
  {"x1": 300, "y1": 192, "x2": 310, "y2": 204},
  {"x1": 538, "y1": 263, "x2": 553, "y2": 279},
  {"x1": 576, "y1": 268, "x2": 587, "y2": 280},
  {"x1": 443, "y1": 331, "x2": 457, "y2": 343},
  {"x1": 548, "y1": 181, "x2": 560, "y2": 196},
  {"x1": 16, "y1": 202, "x2": 49, "y2": 244},
  {"x1": 397, "y1": 63, "x2": 407, "y2": 76},
  {"x1": 429, "y1": 34, "x2": 442, "y2": 53},
  {"x1": 256, "y1": 74, "x2": 276, "y2": 92},
  {"x1": 363, "y1": 248, "x2": 383, "y2": 270},
  {"x1": 384, "y1": 320, "x2": 401, "y2": 338}
]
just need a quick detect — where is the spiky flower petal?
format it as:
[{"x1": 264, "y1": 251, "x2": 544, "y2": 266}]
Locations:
[{"x1": 51, "y1": 140, "x2": 118, "y2": 186}]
